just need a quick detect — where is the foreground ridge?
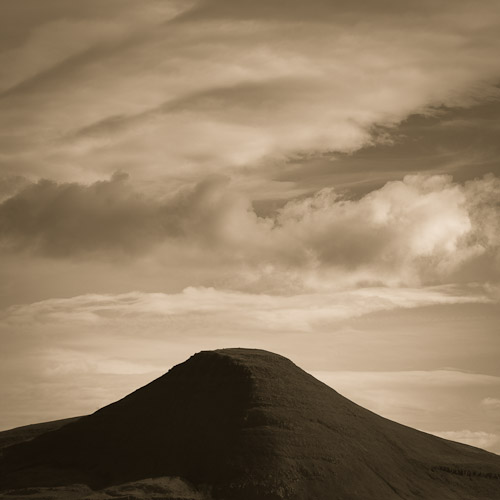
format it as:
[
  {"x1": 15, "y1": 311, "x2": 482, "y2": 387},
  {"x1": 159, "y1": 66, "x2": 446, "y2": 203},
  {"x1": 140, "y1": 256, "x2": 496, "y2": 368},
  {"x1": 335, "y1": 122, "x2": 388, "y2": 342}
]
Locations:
[{"x1": 1, "y1": 348, "x2": 499, "y2": 500}]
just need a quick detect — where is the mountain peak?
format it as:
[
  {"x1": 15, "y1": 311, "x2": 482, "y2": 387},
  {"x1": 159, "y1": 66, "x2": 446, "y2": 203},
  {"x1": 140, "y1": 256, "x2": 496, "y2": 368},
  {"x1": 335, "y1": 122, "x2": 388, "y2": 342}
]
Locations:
[{"x1": 1, "y1": 348, "x2": 500, "y2": 499}]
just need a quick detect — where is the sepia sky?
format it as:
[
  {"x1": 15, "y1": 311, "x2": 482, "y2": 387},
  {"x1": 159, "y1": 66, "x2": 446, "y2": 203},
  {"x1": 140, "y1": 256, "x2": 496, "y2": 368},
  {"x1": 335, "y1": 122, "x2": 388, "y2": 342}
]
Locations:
[{"x1": 1, "y1": 0, "x2": 500, "y2": 453}]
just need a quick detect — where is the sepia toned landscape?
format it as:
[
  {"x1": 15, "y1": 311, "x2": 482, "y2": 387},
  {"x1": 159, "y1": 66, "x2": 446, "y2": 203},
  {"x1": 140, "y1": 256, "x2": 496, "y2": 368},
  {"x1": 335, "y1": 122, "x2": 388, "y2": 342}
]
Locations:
[
  {"x1": 1, "y1": 1, "x2": 500, "y2": 499},
  {"x1": 1, "y1": 349, "x2": 500, "y2": 499}
]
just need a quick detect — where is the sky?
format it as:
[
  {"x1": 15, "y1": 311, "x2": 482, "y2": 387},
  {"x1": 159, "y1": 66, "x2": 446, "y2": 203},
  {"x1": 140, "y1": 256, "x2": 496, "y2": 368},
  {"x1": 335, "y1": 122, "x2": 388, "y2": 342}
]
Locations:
[{"x1": 1, "y1": 0, "x2": 500, "y2": 454}]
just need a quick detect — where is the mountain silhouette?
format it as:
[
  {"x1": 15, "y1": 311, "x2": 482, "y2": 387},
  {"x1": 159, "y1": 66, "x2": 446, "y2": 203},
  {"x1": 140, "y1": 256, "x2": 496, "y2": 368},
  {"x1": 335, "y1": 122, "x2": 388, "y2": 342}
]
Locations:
[{"x1": 1, "y1": 348, "x2": 499, "y2": 499}]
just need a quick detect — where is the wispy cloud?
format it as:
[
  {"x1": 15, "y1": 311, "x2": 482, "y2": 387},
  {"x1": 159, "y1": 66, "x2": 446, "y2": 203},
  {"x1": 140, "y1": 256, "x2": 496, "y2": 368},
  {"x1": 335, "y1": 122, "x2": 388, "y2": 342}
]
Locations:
[
  {"x1": 2, "y1": 0, "x2": 500, "y2": 183},
  {"x1": 4, "y1": 285, "x2": 489, "y2": 331}
]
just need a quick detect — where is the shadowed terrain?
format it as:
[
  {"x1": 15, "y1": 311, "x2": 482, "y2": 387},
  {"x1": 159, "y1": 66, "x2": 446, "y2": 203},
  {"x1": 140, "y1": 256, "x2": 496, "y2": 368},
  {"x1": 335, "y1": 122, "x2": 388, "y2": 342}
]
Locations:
[
  {"x1": 0, "y1": 417, "x2": 82, "y2": 451},
  {"x1": 1, "y1": 348, "x2": 499, "y2": 499}
]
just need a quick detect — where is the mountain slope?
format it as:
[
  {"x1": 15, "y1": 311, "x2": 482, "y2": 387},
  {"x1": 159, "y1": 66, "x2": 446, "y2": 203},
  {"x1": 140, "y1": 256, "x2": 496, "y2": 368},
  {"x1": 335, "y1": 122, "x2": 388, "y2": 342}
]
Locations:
[
  {"x1": 1, "y1": 348, "x2": 499, "y2": 499},
  {"x1": 0, "y1": 417, "x2": 82, "y2": 451}
]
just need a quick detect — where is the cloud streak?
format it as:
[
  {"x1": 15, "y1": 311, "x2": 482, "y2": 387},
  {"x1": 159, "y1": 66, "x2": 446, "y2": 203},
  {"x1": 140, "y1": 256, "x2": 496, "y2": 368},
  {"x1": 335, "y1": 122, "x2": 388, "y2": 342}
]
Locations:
[
  {"x1": 2, "y1": 0, "x2": 500, "y2": 183},
  {"x1": 4, "y1": 285, "x2": 489, "y2": 332}
]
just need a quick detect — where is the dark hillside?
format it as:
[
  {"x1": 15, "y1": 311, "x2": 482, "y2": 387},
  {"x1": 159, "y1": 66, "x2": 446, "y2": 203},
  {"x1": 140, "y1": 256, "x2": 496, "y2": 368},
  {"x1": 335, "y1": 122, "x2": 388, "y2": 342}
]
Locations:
[
  {"x1": 0, "y1": 417, "x2": 81, "y2": 451},
  {"x1": 1, "y1": 348, "x2": 499, "y2": 499}
]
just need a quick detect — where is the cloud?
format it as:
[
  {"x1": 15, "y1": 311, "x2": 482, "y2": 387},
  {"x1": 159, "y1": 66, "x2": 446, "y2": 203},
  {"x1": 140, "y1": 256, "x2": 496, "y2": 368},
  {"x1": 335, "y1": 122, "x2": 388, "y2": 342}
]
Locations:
[
  {"x1": 0, "y1": 175, "x2": 29, "y2": 202},
  {"x1": 272, "y1": 175, "x2": 473, "y2": 284},
  {"x1": 1, "y1": 173, "x2": 498, "y2": 289},
  {"x1": 183, "y1": 0, "x2": 500, "y2": 23},
  {"x1": 0, "y1": 172, "x2": 163, "y2": 256},
  {"x1": 0, "y1": 172, "x2": 259, "y2": 257},
  {"x1": 430, "y1": 430, "x2": 500, "y2": 452},
  {"x1": 0, "y1": 1, "x2": 189, "y2": 94},
  {"x1": 4, "y1": 285, "x2": 488, "y2": 333},
  {"x1": 1, "y1": 0, "x2": 500, "y2": 183},
  {"x1": 481, "y1": 397, "x2": 500, "y2": 410}
]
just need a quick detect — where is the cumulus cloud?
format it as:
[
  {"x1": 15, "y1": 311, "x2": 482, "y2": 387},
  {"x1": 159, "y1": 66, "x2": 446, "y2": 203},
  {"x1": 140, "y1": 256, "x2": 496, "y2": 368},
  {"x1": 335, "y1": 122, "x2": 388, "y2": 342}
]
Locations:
[
  {"x1": 0, "y1": 172, "x2": 260, "y2": 257},
  {"x1": 0, "y1": 172, "x2": 162, "y2": 256},
  {"x1": 272, "y1": 175, "x2": 474, "y2": 285},
  {"x1": 1, "y1": 173, "x2": 499, "y2": 288}
]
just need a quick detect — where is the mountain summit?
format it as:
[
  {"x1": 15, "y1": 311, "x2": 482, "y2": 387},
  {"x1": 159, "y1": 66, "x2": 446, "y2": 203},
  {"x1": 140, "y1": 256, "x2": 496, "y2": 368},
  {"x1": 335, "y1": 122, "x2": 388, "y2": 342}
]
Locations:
[{"x1": 1, "y1": 348, "x2": 500, "y2": 499}]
